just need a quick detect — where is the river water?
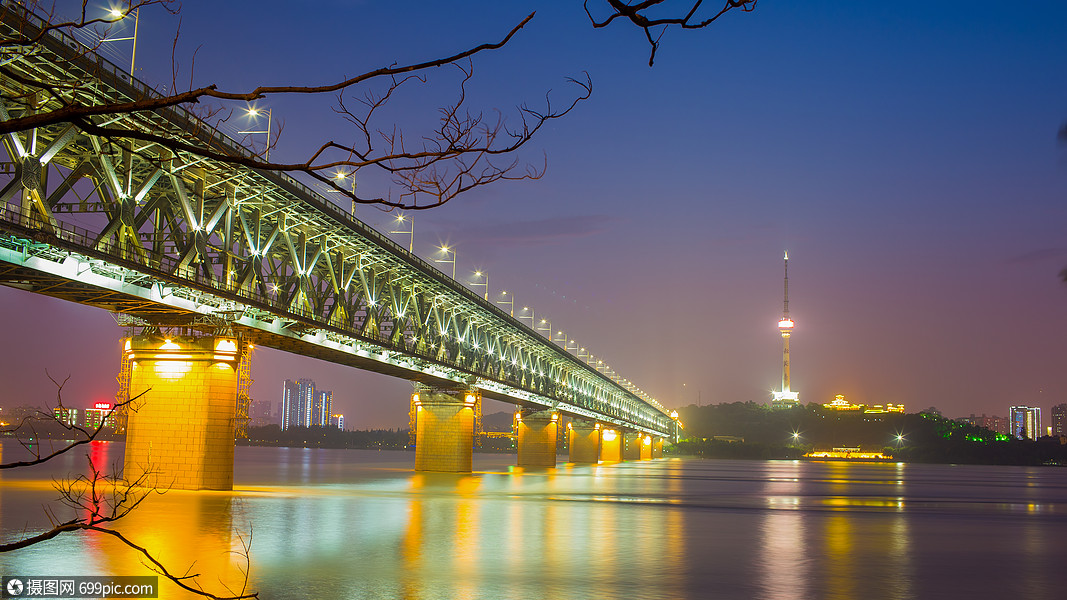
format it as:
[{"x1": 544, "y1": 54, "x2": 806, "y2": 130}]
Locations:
[{"x1": 2, "y1": 440, "x2": 1067, "y2": 599}]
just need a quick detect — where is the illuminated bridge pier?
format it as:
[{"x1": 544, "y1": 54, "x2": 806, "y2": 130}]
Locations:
[
  {"x1": 410, "y1": 402, "x2": 673, "y2": 473},
  {"x1": 412, "y1": 389, "x2": 478, "y2": 472},
  {"x1": 568, "y1": 420, "x2": 601, "y2": 463},
  {"x1": 123, "y1": 333, "x2": 244, "y2": 491},
  {"x1": 515, "y1": 409, "x2": 559, "y2": 468}
]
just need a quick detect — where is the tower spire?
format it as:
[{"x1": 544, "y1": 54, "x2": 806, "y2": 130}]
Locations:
[
  {"x1": 772, "y1": 251, "x2": 799, "y2": 409},
  {"x1": 783, "y1": 251, "x2": 789, "y2": 318}
]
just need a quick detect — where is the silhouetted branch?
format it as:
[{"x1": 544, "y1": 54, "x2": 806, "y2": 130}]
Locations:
[
  {"x1": 0, "y1": 376, "x2": 143, "y2": 470},
  {"x1": 585, "y1": 0, "x2": 757, "y2": 65},
  {"x1": 0, "y1": 3, "x2": 589, "y2": 209}
]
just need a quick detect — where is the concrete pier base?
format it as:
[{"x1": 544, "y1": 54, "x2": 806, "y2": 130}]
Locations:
[
  {"x1": 640, "y1": 434, "x2": 653, "y2": 460},
  {"x1": 622, "y1": 432, "x2": 642, "y2": 460},
  {"x1": 569, "y1": 419, "x2": 601, "y2": 463},
  {"x1": 653, "y1": 437, "x2": 664, "y2": 458},
  {"x1": 123, "y1": 335, "x2": 240, "y2": 491},
  {"x1": 517, "y1": 409, "x2": 558, "y2": 468},
  {"x1": 414, "y1": 389, "x2": 477, "y2": 472},
  {"x1": 600, "y1": 428, "x2": 622, "y2": 462}
]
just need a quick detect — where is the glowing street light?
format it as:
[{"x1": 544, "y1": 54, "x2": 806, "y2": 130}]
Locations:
[
  {"x1": 239, "y1": 106, "x2": 273, "y2": 160},
  {"x1": 435, "y1": 245, "x2": 456, "y2": 279},
  {"x1": 105, "y1": 6, "x2": 140, "y2": 76},
  {"x1": 518, "y1": 306, "x2": 535, "y2": 329},
  {"x1": 470, "y1": 271, "x2": 489, "y2": 300},
  {"x1": 390, "y1": 213, "x2": 414, "y2": 252},
  {"x1": 553, "y1": 329, "x2": 567, "y2": 347},
  {"x1": 333, "y1": 171, "x2": 358, "y2": 214},
  {"x1": 496, "y1": 290, "x2": 514, "y2": 316},
  {"x1": 537, "y1": 318, "x2": 551, "y2": 339}
]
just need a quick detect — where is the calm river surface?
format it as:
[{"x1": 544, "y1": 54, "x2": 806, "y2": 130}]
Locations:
[{"x1": 2, "y1": 440, "x2": 1067, "y2": 599}]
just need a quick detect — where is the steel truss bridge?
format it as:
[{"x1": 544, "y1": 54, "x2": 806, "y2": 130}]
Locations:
[{"x1": 0, "y1": 2, "x2": 673, "y2": 438}]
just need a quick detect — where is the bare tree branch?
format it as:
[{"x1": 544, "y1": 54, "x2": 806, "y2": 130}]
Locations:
[
  {"x1": 585, "y1": 0, "x2": 757, "y2": 66},
  {"x1": 0, "y1": 3, "x2": 591, "y2": 209},
  {"x1": 0, "y1": 379, "x2": 144, "y2": 470}
]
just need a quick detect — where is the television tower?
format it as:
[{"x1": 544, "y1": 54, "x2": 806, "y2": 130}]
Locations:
[{"x1": 771, "y1": 251, "x2": 799, "y2": 409}]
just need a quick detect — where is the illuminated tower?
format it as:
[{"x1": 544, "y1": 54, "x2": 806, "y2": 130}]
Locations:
[{"x1": 771, "y1": 252, "x2": 800, "y2": 409}]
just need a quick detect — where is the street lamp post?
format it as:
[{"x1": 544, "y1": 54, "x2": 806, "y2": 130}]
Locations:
[
  {"x1": 106, "y1": 7, "x2": 139, "y2": 76},
  {"x1": 435, "y1": 246, "x2": 456, "y2": 279},
  {"x1": 553, "y1": 330, "x2": 567, "y2": 347},
  {"x1": 390, "y1": 213, "x2": 414, "y2": 252},
  {"x1": 333, "y1": 171, "x2": 358, "y2": 214},
  {"x1": 239, "y1": 107, "x2": 273, "y2": 161},
  {"x1": 537, "y1": 318, "x2": 551, "y2": 339},
  {"x1": 518, "y1": 306, "x2": 535, "y2": 329},
  {"x1": 496, "y1": 290, "x2": 514, "y2": 316},
  {"x1": 470, "y1": 271, "x2": 489, "y2": 300}
]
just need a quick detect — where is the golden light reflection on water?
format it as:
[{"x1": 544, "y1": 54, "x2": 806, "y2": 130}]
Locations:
[
  {"x1": 101, "y1": 492, "x2": 247, "y2": 599},
  {"x1": 387, "y1": 463, "x2": 688, "y2": 600}
]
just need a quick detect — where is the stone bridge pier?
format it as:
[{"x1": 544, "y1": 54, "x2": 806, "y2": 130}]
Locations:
[
  {"x1": 412, "y1": 388, "x2": 478, "y2": 472},
  {"x1": 123, "y1": 334, "x2": 241, "y2": 491}
]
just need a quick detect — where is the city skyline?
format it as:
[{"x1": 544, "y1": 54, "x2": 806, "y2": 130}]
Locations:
[{"x1": 0, "y1": 1, "x2": 1065, "y2": 427}]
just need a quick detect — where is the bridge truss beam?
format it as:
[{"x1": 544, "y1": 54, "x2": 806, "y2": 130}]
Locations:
[{"x1": 0, "y1": 2, "x2": 672, "y2": 437}]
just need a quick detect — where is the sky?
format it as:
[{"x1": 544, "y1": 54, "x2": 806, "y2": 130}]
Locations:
[{"x1": 2, "y1": 1, "x2": 1066, "y2": 427}]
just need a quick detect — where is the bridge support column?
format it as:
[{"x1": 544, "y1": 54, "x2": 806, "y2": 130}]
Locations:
[
  {"x1": 600, "y1": 428, "x2": 622, "y2": 462},
  {"x1": 516, "y1": 409, "x2": 558, "y2": 468},
  {"x1": 413, "y1": 389, "x2": 477, "y2": 473},
  {"x1": 568, "y1": 419, "x2": 600, "y2": 463},
  {"x1": 640, "y1": 434, "x2": 653, "y2": 460},
  {"x1": 123, "y1": 335, "x2": 241, "y2": 491},
  {"x1": 653, "y1": 437, "x2": 664, "y2": 458},
  {"x1": 622, "y1": 431, "x2": 643, "y2": 460}
]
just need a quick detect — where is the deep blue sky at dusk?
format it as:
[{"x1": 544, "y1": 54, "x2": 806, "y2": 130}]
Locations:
[{"x1": 2, "y1": 1, "x2": 1065, "y2": 428}]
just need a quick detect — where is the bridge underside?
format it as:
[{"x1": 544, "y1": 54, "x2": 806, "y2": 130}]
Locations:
[{"x1": 0, "y1": 261, "x2": 546, "y2": 407}]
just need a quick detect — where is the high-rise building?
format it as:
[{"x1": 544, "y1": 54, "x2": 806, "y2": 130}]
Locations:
[
  {"x1": 329, "y1": 414, "x2": 345, "y2": 430},
  {"x1": 1051, "y1": 404, "x2": 1067, "y2": 437},
  {"x1": 311, "y1": 390, "x2": 332, "y2": 427},
  {"x1": 771, "y1": 252, "x2": 800, "y2": 409},
  {"x1": 249, "y1": 398, "x2": 273, "y2": 428},
  {"x1": 83, "y1": 402, "x2": 118, "y2": 430},
  {"x1": 52, "y1": 406, "x2": 79, "y2": 427},
  {"x1": 1008, "y1": 406, "x2": 1041, "y2": 441},
  {"x1": 280, "y1": 379, "x2": 334, "y2": 430},
  {"x1": 281, "y1": 379, "x2": 308, "y2": 430}
]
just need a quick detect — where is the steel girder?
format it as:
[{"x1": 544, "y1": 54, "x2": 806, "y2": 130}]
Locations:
[{"x1": 0, "y1": 3, "x2": 672, "y2": 437}]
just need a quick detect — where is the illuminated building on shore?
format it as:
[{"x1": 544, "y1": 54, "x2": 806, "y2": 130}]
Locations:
[
  {"x1": 83, "y1": 402, "x2": 118, "y2": 429},
  {"x1": 281, "y1": 379, "x2": 333, "y2": 430},
  {"x1": 249, "y1": 398, "x2": 273, "y2": 428},
  {"x1": 1009, "y1": 406, "x2": 1041, "y2": 440},
  {"x1": 329, "y1": 414, "x2": 345, "y2": 430},
  {"x1": 958, "y1": 413, "x2": 1009, "y2": 436},
  {"x1": 312, "y1": 390, "x2": 333, "y2": 427},
  {"x1": 1052, "y1": 404, "x2": 1067, "y2": 437},
  {"x1": 52, "y1": 406, "x2": 78, "y2": 427},
  {"x1": 822, "y1": 394, "x2": 904, "y2": 414},
  {"x1": 771, "y1": 252, "x2": 800, "y2": 409}
]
